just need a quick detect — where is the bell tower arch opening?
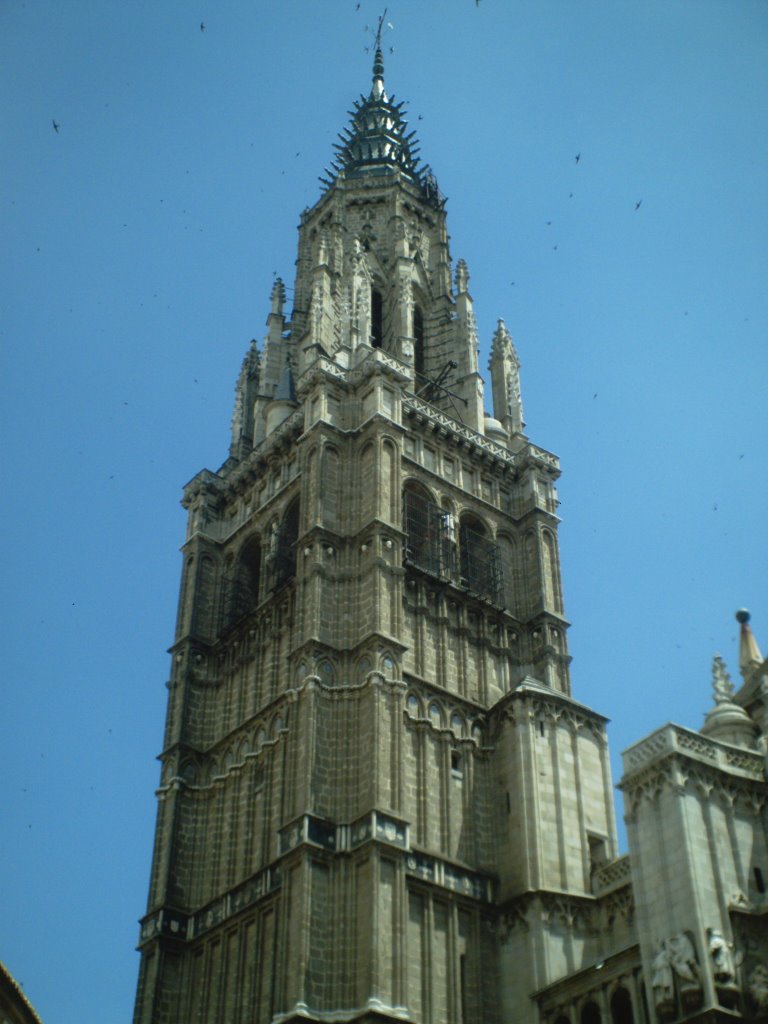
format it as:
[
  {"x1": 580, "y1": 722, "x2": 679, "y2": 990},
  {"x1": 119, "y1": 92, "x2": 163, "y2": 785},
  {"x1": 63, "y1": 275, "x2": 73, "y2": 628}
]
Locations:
[{"x1": 371, "y1": 286, "x2": 384, "y2": 348}]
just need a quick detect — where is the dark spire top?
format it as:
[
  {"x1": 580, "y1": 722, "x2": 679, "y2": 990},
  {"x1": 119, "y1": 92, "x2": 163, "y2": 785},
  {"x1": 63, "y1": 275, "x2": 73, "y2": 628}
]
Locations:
[
  {"x1": 372, "y1": 10, "x2": 386, "y2": 93},
  {"x1": 319, "y1": 13, "x2": 443, "y2": 206}
]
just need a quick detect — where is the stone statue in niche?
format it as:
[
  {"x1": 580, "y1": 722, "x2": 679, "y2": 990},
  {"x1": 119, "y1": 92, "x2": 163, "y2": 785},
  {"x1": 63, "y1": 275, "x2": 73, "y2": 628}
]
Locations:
[
  {"x1": 669, "y1": 932, "x2": 702, "y2": 1008},
  {"x1": 652, "y1": 939, "x2": 675, "y2": 1015},
  {"x1": 707, "y1": 928, "x2": 736, "y2": 985}
]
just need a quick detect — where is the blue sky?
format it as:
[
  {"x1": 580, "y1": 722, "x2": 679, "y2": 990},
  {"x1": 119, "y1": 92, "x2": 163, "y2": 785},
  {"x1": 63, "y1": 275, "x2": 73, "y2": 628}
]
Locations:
[{"x1": 1, "y1": 1, "x2": 766, "y2": 1020}]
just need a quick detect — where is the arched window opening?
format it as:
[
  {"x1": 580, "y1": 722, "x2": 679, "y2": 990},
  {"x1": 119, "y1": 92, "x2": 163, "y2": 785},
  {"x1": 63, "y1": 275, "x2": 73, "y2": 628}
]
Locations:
[
  {"x1": 610, "y1": 988, "x2": 634, "y2": 1024},
  {"x1": 192, "y1": 555, "x2": 217, "y2": 639},
  {"x1": 497, "y1": 534, "x2": 517, "y2": 616},
  {"x1": 403, "y1": 484, "x2": 452, "y2": 579},
  {"x1": 413, "y1": 305, "x2": 425, "y2": 378},
  {"x1": 581, "y1": 1002, "x2": 601, "y2": 1024},
  {"x1": 272, "y1": 498, "x2": 300, "y2": 590},
  {"x1": 371, "y1": 288, "x2": 384, "y2": 348},
  {"x1": 226, "y1": 537, "x2": 261, "y2": 628},
  {"x1": 459, "y1": 515, "x2": 503, "y2": 605}
]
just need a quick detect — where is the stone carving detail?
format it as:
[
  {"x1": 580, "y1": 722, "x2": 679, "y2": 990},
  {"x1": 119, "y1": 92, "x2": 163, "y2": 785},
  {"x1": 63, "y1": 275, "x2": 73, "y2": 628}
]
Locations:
[
  {"x1": 707, "y1": 927, "x2": 736, "y2": 985},
  {"x1": 403, "y1": 394, "x2": 520, "y2": 467},
  {"x1": 712, "y1": 655, "x2": 736, "y2": 703},
  {"x1": 670, "y1": 933, "x2": 702, "y2": 1010},
  {"x1": 652, "y1": 933, "x2": 702, "y2": 1019},
  {"x1": 652, "y1": 940, "x2": 675, "y2": 1016}
]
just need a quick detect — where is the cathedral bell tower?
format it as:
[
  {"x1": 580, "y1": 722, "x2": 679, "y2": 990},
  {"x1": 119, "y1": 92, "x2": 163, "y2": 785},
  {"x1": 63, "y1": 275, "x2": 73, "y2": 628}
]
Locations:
[{"x1": 134, "y1": 39, "x2": 618, "y2": 1024}]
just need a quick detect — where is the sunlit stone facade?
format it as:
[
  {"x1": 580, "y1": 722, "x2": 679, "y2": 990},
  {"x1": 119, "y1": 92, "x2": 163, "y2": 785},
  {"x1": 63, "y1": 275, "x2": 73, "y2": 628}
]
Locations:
[{"x1": 133, "y1": 46, "x2": 768, "y2": 1024}]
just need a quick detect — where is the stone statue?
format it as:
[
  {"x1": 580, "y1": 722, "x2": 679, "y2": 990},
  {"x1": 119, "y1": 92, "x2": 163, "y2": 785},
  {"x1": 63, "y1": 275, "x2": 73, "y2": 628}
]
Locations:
[
  {"x1": 707, "y1": 928, "x2": 735, "y2": 985},
  {"x1": 652, "y1": 940, "x2": 674, "y2": 1008},
  {"x1": 669, "y1": 932, "x2": 700, "y2": 985},
  {"x1": 667, "y1": 932, "x2": 702, "y2": 1010}
]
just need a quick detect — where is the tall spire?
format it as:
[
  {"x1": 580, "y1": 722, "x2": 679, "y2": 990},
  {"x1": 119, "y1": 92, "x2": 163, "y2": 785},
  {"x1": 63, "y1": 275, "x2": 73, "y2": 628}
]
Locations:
[
  {"x1": 371, "y1": 10, "x2": 387, "y2": 101},
  {"x1": 318, "y1": 15, "x2": 441, "y2": 203},
  {"x1": 736, "y1": 608, "x2": 764, "y2": 679}
]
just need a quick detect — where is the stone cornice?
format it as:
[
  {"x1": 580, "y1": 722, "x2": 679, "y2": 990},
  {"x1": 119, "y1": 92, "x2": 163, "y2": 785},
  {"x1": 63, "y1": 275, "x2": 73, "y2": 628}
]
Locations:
[
  {"x1": 157, "y1": 673, "x2": 408, "y2": 794},
  {"x1": 138, "y1": 814, "x2": 496, "y2": 951},
  {"x1": 620, "y1": 751, "x2": 766, "y2": 820},
  {"x1": 621, "y1": 723, "x2": 765, "y2": 783},
  {"x1": 488, "y1": 679, "x2": 609, "y2": 739}
]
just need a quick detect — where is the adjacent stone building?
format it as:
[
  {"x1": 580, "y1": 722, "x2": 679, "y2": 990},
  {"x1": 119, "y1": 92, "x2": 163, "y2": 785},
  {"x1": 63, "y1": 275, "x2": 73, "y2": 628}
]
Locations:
[{"x1": 133, "y1": 42, "x2": 768, "y2": 1024}]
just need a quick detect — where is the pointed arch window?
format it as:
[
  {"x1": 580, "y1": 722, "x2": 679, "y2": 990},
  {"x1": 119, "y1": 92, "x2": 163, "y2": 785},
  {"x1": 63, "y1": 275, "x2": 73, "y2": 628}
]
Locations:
[
  {"x1": 403, "y1": 484, "x2": 453, "y2": 579},
  {"x1": 371, "y1": 288, "x2": 384, "y2": 348},
  {"x1": 458, "y1": 515, "x2": 503, "y2": 605},
  {"x1": 224, "y1": 536, "x2": 262, "y2": 629},
  {"x1": 271, "y1": 498, "x2": 300, "y2": 590},
  {"x1": 610, "y1": 988, "x2": 634, "y2": 1024},
  {"x1": 581, "y1": 1003, "x2": 602, "y2": 1024}
]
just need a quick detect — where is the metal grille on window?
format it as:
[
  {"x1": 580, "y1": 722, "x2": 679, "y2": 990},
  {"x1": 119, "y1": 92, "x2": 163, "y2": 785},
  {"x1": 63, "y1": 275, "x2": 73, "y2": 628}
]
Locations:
[
  {"x1": 459, "y1": 524, "x2": 503, "y2": 605},
  {"x1": 271, "y1": 502, "x2": 299, "y2": 590},
  {"x1": 403, "y1": 490, "x2": 455, "y2": 579}
]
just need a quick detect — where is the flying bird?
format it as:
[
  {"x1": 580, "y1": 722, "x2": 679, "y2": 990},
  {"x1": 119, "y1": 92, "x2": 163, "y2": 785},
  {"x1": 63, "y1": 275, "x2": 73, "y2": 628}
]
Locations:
[
  {"x1": 52, "y1": 119, "x2": 60, "y2": 133},
  {"x1": 574, "y1": 153, "x2": 580, "y2": 164},
  {"x1": 635, "y1": 200, "x2": 642, "y2": 210},
  {"x1": 200, "y1": 21, "x2": 205, "y2": 31}
]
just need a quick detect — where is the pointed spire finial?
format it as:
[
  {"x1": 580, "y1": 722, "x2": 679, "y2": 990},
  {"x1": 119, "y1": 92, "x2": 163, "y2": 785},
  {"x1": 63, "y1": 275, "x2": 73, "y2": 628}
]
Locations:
[
  {"x1": 455, "y1": 259, "x2": 470, "y2": 294},
  {"x1": 270, "y1": 277, "x2": 286, "y2": 317},
  {"x1": 736, "y1": 609, "x2": 764, "y2": 678},
  {"x1": 371, "y1": 10, "x2": 388, "y2": 100}
]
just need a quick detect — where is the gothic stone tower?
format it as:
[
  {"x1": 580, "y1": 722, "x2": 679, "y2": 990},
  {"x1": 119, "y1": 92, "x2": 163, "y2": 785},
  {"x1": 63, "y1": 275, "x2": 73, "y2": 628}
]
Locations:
[{"x1": 133, "y1": 46, "x2": 619, "y2": 1024}]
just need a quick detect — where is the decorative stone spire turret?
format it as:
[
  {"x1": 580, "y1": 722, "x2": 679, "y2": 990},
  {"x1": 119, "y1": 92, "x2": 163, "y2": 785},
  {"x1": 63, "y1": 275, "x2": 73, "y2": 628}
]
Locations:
[
  {"x1": 489, "y1": 318, "x2": 525, "y2": 439},
  {"x1": 264, "y1": 354, "x2": 297, "y2": 436},
  {"x1": 229, "y1": 339, "x2": 261, "y2": 460},
  {"x1": 736, "y1": 608, "x2": 764, "y2": 679},
  {"x1": 702, "y1": 653, "x2": 757, "y2": 748},
  {"x1": 270, "y1": 276, "x2": 286, "y2": 318}
]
